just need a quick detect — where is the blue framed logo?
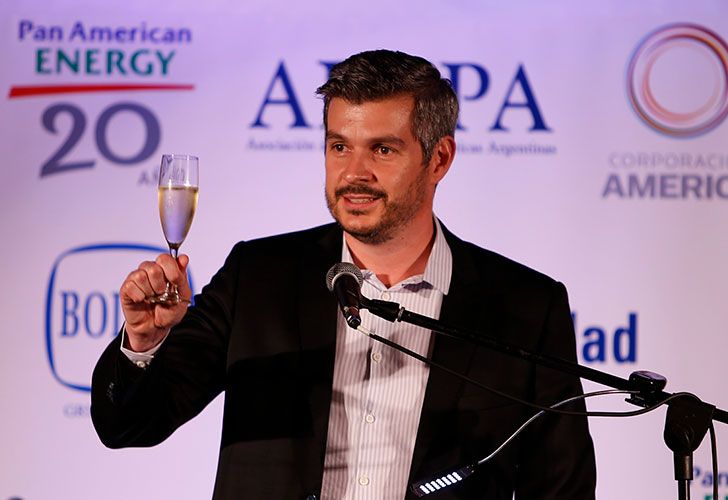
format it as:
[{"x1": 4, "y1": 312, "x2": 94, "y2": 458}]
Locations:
[{"x1": 45, "y1": 243, "x2": 196, "y2": 392}]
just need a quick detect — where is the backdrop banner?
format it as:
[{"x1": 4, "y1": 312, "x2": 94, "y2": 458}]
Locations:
[{"x1": 1, "y1": 1, "x2": 727, "y2": 498}]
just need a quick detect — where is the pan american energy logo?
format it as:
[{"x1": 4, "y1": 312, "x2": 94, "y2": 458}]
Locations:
[
  {"x1": 693, "y1": 463, "x2": 728, "y2": 497},
  {"x1": 9, "y1": 19, "x2": 195, "y2": 185},
  {"x1": 604, "y1": 23, "x2": 728, "y2": 201},
  {"x1": 46, "y1": 243, "x2": 196, "y2": 393}
]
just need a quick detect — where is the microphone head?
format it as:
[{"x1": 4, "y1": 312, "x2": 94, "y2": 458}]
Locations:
[{"x1": 326, "y1": 262, "x2": 364, "y2": 291}]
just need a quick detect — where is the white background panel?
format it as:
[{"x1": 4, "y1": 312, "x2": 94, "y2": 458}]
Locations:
[{"x1": 1, "y1": 1, "x2": 727, "y2": 498}]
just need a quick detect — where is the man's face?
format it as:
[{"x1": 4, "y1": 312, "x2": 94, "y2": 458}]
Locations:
[{"x1": 324, "y1": 96, "x2": 436, "y2": 244}]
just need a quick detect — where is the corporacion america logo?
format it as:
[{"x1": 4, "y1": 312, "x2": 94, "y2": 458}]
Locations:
[{"x1": 627, "y1": 23, "x2": 728, "y2": 138}]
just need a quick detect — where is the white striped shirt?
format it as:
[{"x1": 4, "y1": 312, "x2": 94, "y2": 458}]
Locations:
[{"x1": 321, "y1": 218, "x2": 453, "y2": 500}]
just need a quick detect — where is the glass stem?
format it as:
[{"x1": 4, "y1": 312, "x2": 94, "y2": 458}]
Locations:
[{"x1": 166, "y1": 245, "x2": 181, "y2": 301}]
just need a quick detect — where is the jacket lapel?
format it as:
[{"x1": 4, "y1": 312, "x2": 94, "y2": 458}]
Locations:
[
  {"x1": 298, "y1": 224, "x2": 341, "y2": 352},
  {"x1": 296, "y1": 224, "x2": 342, "y2": 490},
  {"x1": 408, "y1": 225, "x2": 484, "y2": 481}
]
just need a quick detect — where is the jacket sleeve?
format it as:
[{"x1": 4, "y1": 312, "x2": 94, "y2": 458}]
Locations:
[
  {"x1": 90, "y1": 242, "x2": 245, "y2": 448},
  {"x1": 514, "y1": 281, "x2": 597, "y2": 499}
]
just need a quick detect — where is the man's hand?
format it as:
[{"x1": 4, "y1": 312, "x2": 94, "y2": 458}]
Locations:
[{"x1": 120, "y1": 253, "x2": 191, "y2": 352}]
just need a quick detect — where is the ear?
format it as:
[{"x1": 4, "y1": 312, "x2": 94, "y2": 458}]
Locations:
[{"x1": 427, "y1": 135, "x2": 456, "y2": 184}]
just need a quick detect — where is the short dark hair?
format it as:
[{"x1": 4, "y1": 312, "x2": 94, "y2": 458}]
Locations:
[{"x1": 316, "y1": 49, "x2": 458, "y2": 164}]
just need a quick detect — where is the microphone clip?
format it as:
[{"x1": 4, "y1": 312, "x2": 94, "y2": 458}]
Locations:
[{"x1": 360, "y1": 297, "x2": 403, "y2": 322}]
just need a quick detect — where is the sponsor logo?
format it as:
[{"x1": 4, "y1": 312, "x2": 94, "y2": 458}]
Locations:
[
  {"x1": 13, "y1": 19, "x2": 192, "y2": 88},
  {"x1": 8, "y1": 19, "x2": 195, "y2": 182},
  {"x1": 45, "y1": 243, "x2": 195, "y2": 392},
  {"x1": 693, "y1": 464, "x2": 728, "y2": 498},
  {"x1": 573, "y1": 312, "x2": 638, "y2": 364},
  {"x1": 602, "y1": 152, "x2": 728, "y2": 200},
  {"x1": 246, "y1": 60, "x2": 556, "y2": 158},
  {"x1": 627, "y1": 23, "x2": 728, "y2": 138},
  {"x1": 604, "y1": 24, "x2": 728, "y2": 201}
]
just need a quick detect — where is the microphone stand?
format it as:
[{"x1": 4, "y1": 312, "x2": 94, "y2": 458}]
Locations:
[{"x1": 360, "y1": 297, "x2": 726, "y2": 500}]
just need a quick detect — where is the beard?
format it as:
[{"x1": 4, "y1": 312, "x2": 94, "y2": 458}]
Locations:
[{"x1": 325, "y1": 173, "x2": 428, "y2": 245}]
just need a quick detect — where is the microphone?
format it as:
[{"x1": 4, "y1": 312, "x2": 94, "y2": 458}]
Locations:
[{"x1": 326, "y1": 263, "x2": 364, "y2": 328}]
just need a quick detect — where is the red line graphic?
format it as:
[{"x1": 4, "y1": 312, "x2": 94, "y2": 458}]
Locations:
[{"x1": 8, "y1": 83, "x2": 195, "y2": 98}]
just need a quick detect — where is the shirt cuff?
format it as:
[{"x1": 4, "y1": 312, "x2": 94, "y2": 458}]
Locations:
[{"x1": 119, "y1": 325, "x2": 167, "y2": 369}]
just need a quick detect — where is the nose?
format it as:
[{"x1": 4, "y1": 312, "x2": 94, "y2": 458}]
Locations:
[{"x1": 343, "y1": 151, "x2": 374, "y2": 184}]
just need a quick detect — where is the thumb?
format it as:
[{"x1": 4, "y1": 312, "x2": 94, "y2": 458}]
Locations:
[
  {"x1": 175, "y1": 254, "x2": 192, "y2": 301},
  {"x1": 177, "y1": 254, "x2": 190, "y2": 272}
]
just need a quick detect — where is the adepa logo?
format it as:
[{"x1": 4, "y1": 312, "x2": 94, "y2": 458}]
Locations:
[
  {"x1": 45, "y1": 243, "x2": 195, "y2": 392},
  {"x1": 627, "y1": 23, "x2": 728, "y2": 137}
]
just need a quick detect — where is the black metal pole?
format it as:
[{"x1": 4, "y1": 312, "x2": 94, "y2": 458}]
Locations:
[
  {"x1": 362, "y1": 298, "x2": 727, "y2": 423},
  {"x1": 362, "y1": 297, "x2": 723, "y2": 500},
  {"x1": 678, "y1": 480, "x2": 689, "y2": 500}
]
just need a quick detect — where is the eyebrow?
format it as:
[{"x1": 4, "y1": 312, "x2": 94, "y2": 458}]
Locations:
[
  {"x1": 370, "y1": 135, "x2": 407, "y2": 148},
  {"x1": 325, "y1": 132, "x2": 346, "y2": 142},
  {"x1": 325, "y1": 132, "x2": 407, "y2": 148}
]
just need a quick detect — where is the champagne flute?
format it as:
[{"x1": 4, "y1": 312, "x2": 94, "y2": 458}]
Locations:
[{"x1": 149, "y1": 154, "x2": 199, "y2": 305}]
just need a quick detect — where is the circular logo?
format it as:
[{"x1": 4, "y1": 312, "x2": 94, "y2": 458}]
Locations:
[{"x1": 627, "y1": 23, "x2": 728, "y2": 137}]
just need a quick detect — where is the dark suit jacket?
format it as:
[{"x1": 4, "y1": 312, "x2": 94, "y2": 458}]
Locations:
[{"x1": 91, "y1": 223, "x2": 596, "y2": 499}]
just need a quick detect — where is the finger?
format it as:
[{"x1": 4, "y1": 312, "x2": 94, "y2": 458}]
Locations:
[
  {"x1": 156, "y1": 253, "x2": 184, "y2": 285},
  {"x1": 138, "y1": 260, "x2": 169, "y2": 295},
  {"x1": 120, "y1": 273, "x2": 149, "y2": 304},
  {"x1": 121, "y1": 265, "x2": 161, "y2": 301},
  {"x1": 154, "y1": 304, "x2": 187, "y2": 329},
  {"x1": 177, "y1": 254, "x2": 189, "y2": 271},
  {"x1": 157, "y1": 254, "x2": 191, "y2": 303},
  {"x1": 173, "y1": 254, "x2": 192, "y2": 301}
]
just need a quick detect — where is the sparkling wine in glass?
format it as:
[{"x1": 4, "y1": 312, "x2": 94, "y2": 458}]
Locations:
[{"x1": 151, "y1": 154, "x2": 199, "y2": 305}]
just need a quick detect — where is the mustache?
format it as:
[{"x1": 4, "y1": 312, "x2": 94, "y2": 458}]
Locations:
[{"x1": 335, "y1": 185, "x2": 387, "y2": 199}]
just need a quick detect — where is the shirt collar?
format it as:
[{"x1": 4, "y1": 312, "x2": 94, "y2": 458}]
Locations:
[{"x1": 340, "y1": 216, "x2": 452, "y2": 295}]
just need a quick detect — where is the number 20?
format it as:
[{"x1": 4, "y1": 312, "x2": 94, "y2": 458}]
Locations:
[{"x1": 40, "y1": 102, "x2": 161, "y2": 177}]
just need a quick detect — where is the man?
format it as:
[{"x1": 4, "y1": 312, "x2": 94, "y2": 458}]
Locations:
[{"x1": 92, "y1": 49, "x2": 596, "y2": 499}]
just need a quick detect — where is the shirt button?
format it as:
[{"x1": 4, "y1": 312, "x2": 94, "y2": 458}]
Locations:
[
  {"x1": 365, "y1": 414, "x2": 375, "y2": 423},
  {"x1": 358, "y1": 475, "x2": 370, "y2": 486},
  {"x1": 381, "y1": 291, "x2": 390, "y2": 300},
  {"x1": 134, "y1": 360, "x2": 148, "y2": 369},
  {"x1": 371, "y1": 352, "x2": 382, "y2": 363}
]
